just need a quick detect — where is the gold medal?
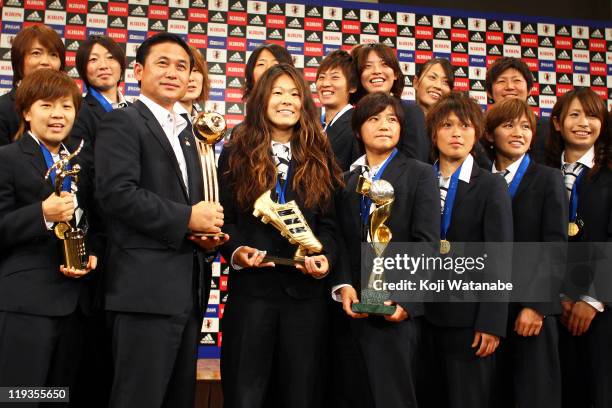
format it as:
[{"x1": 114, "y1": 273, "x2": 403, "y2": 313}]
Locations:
[
  {"x1": 568, "y1": 222, "x2": 580, "y2": 237},
  {"x1": 440, "y1": 239, "x2": 451, "y2": 254},
  {"x1": 54, "y1": 222, "x2": 70, "y2": 240}
]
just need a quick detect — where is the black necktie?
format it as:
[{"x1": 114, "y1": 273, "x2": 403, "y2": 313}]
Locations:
[{"x1": 178, "y1": 113, "x2": 201, "y2": 204}]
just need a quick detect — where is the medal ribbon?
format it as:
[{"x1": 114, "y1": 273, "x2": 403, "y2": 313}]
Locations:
[
  {"x1": 507, "y1": 154, "x2": 531, "y2": 200},
  {"x1": 275, "y1": 162, "x2": 291, "y2": 204},
  {"x1": 569, "y1": 167, "x2": 585, "y2": 223},
  {"x1": 360, "y1": 148, "x2": 398, "y2": 226},
  {"x1": 87, "y1": 86, "x2": 113, "y2": 113},
  {"x1": 435, "y1": 161, "x2": 463, "y2": 241}
]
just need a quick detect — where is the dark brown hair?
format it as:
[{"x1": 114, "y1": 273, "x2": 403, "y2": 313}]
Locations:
[
  {"x1": 427, "y1": 91, "x2": 485, "y2": 160},
  {"x1": 485, "y1": 57, "x2": 533, "y2": 101},
  {"x1": 11, "y1": 24, "x2": 65, "y2": 86},
  {"x1": 352, "y1": 43, "x2": 405, "y2": 103},
  {"x1": 483, "y1": 98, "x2": 536, "y2": 161},
  {"x1": 14, "y1": 69, "x2": 82, "y2": 141},
  {"x1": 415, "y1": 57, "x2": 455, "y2": 90},
  {"x1": 243, "y1": 43, "x2": 293, "y2": 101},
  {"x1": 316, "y1": 50, "x2": 358, "y2": 95},
  {"x1": 226, "y1": 64, "x2": 343, "y2": 211},
  {"x1": 75, "y1": 35, "x2": 126, "y2": 90},
  {"x1": 188, "y1": 45, "x2": 210, "y2": 105},
  {"x1": 546, "y1": 88, "x2": 611, "y2": 176},
  {"x1": 351, "y1": 92, "x2": 405, "y2": 154}
]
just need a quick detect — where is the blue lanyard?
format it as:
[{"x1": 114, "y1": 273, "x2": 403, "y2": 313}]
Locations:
[
  {"x1": 569, "y1": 167, "x2": 585, "y2": 222},
  {"x1": 39, "y1": 143, "x2": 71, "y2": 192},
  {"x1": 275, "y1": 163, "x2": 291, "y2": 204},
  {"x1": 87, "y1": 87, "x2": 113, "y2": 113},
  {"x1": 320, "y1": 111, "x2": 326, "y2": 129},
  {"x1": 507, "y1": 154, "x2": 531, "y2": 200},
  {"x1": 435, "y1": 161, "x2": 463, "y2": 240},
  {"x1": 360, "y1": 148, "x2": 398, "y2": 226}
]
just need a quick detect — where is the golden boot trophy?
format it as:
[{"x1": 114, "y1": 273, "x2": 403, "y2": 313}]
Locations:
[
  {"x1": 191, "y1": 111, "x2": 227, "y2": 238},
  {"x1": 46, "y1": 140, "x2": 88, "y2": 270},
  {"x1": 252, "y1": 190, "x2": 323, "y2": 266},
  {"x1": 352, "y1": 175, "x2": 396, "y2": 315}
]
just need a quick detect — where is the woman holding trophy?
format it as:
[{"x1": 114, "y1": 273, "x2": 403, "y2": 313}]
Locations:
[
  {"x1": 332, "y1": 91, "x2": 440, "y2": 407},
  {"x1": 218, "y1": 63, "x2": 343, "y2": 408},
  {"x1": 0, "y1": 69, "x2": 99, "y2": 389}
]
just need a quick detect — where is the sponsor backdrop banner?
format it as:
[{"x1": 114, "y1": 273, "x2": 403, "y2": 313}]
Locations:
[{"x1": 1, "y1": 0, "x2": 611, "y2": 358}]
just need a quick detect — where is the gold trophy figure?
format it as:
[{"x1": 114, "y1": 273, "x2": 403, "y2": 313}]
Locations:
[
  {"x1": 45, "y1": 140, "x2": 88, "y2": 270},
  {"x1": 352, "y1": 175, "x2": 396, "y2": 315},
  {"x1": 252, "y1": 190, "x2": 323, "y2": 266},
  {"x1": 191, "y1": 111, "x2": 227, "y2": 238}
]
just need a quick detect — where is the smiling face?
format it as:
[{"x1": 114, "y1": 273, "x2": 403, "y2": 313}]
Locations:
[
  {"x1": 554, "y1": 97, "x2": 602, "y2": 151},
  {"x1": 490, "y1": 113, "x2": 533, "y2": 161},
  {"x1": 24, "y1": 96, "x2": 76, "y2": 151},
  {"x1": 266, "y1": 74, "x2": 302, "y2": 134},
  {"x1": 316, "y1": 67, "x2": 354, "y2": 111},
  {"x1": 86, "y1": 43, "x2": 122, "y2": 92},
  {"x1": 360, "y1": 105, "x2": 401, "y2": 155},
  {"x1": 435, "y1": 112, "x2": 476, "y2": 162},
  {"x1": 134, "y1": 41, "x2": 190, "y2": 110},
  {"x1": 360, "y1": 50, "x2": 397, "y2": 95},
  {"x1": 489, "y1": 67, "x2": 530, "y2": 103},
  {"x1": 22, "y1": 40, "x2": 62, "y2": 79},
  {"x1": 415, "y1": 63, "x2": 451, "y2": 111}
]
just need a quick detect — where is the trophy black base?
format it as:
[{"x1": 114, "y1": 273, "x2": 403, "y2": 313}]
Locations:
[{"x1": 351, "y1": 303, "x2": 396, "y2": 315}]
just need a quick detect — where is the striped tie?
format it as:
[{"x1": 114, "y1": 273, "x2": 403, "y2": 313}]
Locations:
[
  {"x1": 439, "y1": 176, "x2": 450, "y2": 214},
  {"x1": 562, "y1": 162, "x2": 583, "y2": 201}
]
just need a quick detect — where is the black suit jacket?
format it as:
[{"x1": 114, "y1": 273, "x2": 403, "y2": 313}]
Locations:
[
  {"x1": 565, "y1": 168, "x2": 612, "y2": 302},
  {"x1": 511, "y1": 160, "x2": 567, "y2": 316},
  {"x1": 334, "y1": 152, "x2": 440, "y2": 316},
  {"x1": 424, "y1": 164, "x2": 513, "y2": 337},
  {"x1": 217, "y1": 146, "x2": 340, "y2": 300},
  {"x1": 325, "y1": 108, "x2": 359, "y2": 172},
  {"x1": 0, "y1": 134, "x2": 99, "y2": 316},
  {"x1": 70, "y1": 93, "x2": 110, "y2": 171},
  {"x1": 0, "y1": 89, "x2": 19, "y2": 146},
  {"x1": 528, "y1": 116, "x2": 550, "y2": 165},
  {"x1": 399, "y1": 101, "x2": 430, "y2": 163},
  {"x1": 95, "y1": 100, "x2": 208, "y2": 315}
]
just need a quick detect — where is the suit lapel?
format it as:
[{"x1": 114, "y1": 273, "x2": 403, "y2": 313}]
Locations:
[
  {"x1": 18, "y1": 133, "x2": 54, "y2": 195},
  {"x1": 135, "y1": 100, "x2": 189, "y2": 200},
  {"x1": 512, "y1": 160, "x2": 537, "y2": 202},
  {"x1": 377, "y1": 153, "x2": 406, "y2": 189},
  {"x1": 345, "y1": 170, "x2": 363, "y2": 240},
  {"x1": 451, "y1": 163, "x2": 480, "y2": 229},
  {"x1": 85, "y1": 93, "x2": 107, "y2": 121}
]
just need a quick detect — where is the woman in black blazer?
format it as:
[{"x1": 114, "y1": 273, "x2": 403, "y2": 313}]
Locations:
[
  {"x1": 332, "y1": 92, "x2": 439, "y2": 407},
  {"x1": 351, "y1": 43, "x2": 429, "y2": 163},
  {"x1": 546, "y1": 88, "x2": 612, "y2": 408},
  {"x1": 421, "y1": 92, "x2": 513, "y2": 408},
  {"x1": 483, "y1": 98, "x2": 567, "y2": 408},
  {"x1": 0, "y1": 25, "x2": 65, "y2": 146},
  {"x1": 218, "y1": 64, "x2": 343, "y2": 408},
  {"x1": 0, "y1": 70, "x2": 99, "y2": 390}
]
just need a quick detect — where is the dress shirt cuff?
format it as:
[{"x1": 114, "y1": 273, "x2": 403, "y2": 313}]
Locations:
[
  {"x1": 230, "y1": 246, "x2": 245, "y2": 270},
  {"x1": 580, "y1": 296, "x2": 605, "y2": 312},
  {"x1": 331, "y1": 284, "x2": 351, "y2": 302}
]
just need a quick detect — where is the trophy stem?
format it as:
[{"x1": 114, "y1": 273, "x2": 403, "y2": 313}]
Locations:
[{"x1": 196, "y1": 141, "x2": 220, "y2": 203}]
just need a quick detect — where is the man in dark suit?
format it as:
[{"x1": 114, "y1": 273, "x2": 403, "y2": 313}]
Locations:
[
  {"x1": 95, "y1": 33, "x2": 224, "y2": 408},
  {"x1": 68, "y1": 34, "x2": 130, "y2": 408}
]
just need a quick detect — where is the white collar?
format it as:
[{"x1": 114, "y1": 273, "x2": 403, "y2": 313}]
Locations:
[
  {"x1": 492, "y1": 153, "x2": 526, "y2": 181},
  {"x1": 102, "y1": 90, "x2": 127, "y2": 106},
  {"x1": 28, "y1": 131, "x2": 68, "y2": 156},
  {"x1": 174, "y1": 101, "x2": 191, "y2": 117},
  {"x1": 561, "y1": 146, "x2": 595, "y2": 169},
  {"x1": 325, "y1": 104, "x2": 353, "y2": 129},
  {"x1": 436, "y1": 154, "x2": 474, "y2": 183},
  {"x1": 139, "y1": 94, "x2": 177, "y2": 123},
  {"x1": 349, "y1": 152, "x2": 392, "y2": 177}
]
